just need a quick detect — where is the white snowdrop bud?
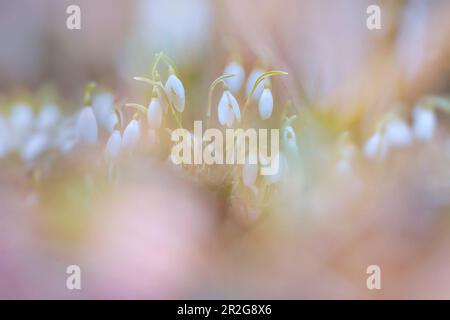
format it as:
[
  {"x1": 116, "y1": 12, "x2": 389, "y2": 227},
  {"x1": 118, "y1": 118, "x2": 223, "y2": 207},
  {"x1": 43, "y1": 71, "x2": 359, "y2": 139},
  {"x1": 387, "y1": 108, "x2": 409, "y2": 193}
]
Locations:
[
  {"x1": 384, "y1": 119, "x2": 412, "y2": 147},
  {"x1": 92, "y1": 93, "x2": 114, "y2": 128},
  {"x1": 364, "y1": 132, "x2": 382, "y2": 159},
  {"x1": 223, "y1": 62, "x2": 245, "y2": 93},
  {"x1": 105, "y1": 130, "x2": 122, "y2": 158},
  {"x1": 246, "y1": 68, "x2": 270, "y2": 100},
  {"x1": 122, "y1": 119, "x2": 140, "y2": 149},
  {"x1": 243, "y1": 154, "x2": 258, "y2": 187},
  {"x1": 105, "y1": 112, "x2": 119, "y2": 134},
  {"x1": 20, "y1": 133, "x2": 49, "y2": 163},
  {"x1": 165, "y1": 74, "x2": 185, "y2": 112},
  {"x1": 218, "y1": 90, "x2": 241, "y2": 128},
  {"x1": 413, "y1": 106, "x2": 436, "y2": 142},
  {"x1": 76, "y1": 107, "x2": 98, "y2": 145},
  {"x1": 258, "y1": 88, "x2": 273, "y2": 120},
  {"x1": 147, "y1": 91, "x2": 163, "y2": 129},
  {"x1": 37, "y1": 104, "x2": 60, "y2": 131}
]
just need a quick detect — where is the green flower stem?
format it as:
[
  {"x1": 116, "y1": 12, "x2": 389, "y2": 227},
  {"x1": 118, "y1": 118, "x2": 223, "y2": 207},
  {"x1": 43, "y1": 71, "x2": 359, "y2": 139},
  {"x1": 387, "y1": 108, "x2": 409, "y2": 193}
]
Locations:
[
  {"x1": 242, "y1": 71, "x2": 288, "y2": 117},
  {"x1": 206, "y1": 74, "x2": 236, "y2": 129},
  {"x1": 133, "y1": 76, "x2": 182, "y2": 129}
]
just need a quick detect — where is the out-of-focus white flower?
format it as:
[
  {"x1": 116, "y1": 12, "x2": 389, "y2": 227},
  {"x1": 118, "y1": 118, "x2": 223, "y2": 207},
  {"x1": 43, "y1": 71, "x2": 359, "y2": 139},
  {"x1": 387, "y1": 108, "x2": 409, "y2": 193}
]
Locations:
[
  {"x1": 364, "y1": 132, "x2": 387, "y2": 160},
  {"x1": 243, "y1": 154, "x2": 258, "y2": 187},
  {"x1": 20, "y1": 133, "x2": 49, "y2": 163},
  {"x1": 218, "y1": 90, "x2": 241, "y2": 128},
  {"x1": 122, "y1": 120, "x2": 140, "y2": 149},
  {"x1": 165, "y1": 74, "x2": 185, "y2": 112},
  {"x1": 384, "y1": 118, "x2": 413, "y2": 147},
  {"x1": 105, "y1": 130, "x2": 122, "y2": 158},
  {"x1": 246, "y1": 68, "x2": 270, "y2": 100},
  {"x1": 76, "y1": 107, "x2": 98, "y2": 145},
  {"x1": 55, "y1": 118, "x2": 78, "y2": 154},
  {"x1": 412, "y1": 106, "x2": 436, "y2": 142},
  {"x1": 258, "y1": 88, "x2": 273, "y2": 120},
  {"x1": 37, "y1": 104, "x2": 60, "y2": 131},
  {"x1": 283, "y1": 125, "x2": 298, "y2": 155},
  {"x1": 0, "y1": 116, "x2": 11, "y2": 157},
  {"x1": 223, "y1": 62, "x2": 245, "y2": 93},
  {"x1": 9, "y1": 104, "x2": 33, "y2": 148},
  {"x1": 147, "y1": 92, "x2": 163, "y2": 129},
  {"x1": 105, "y1": 112, "x2": 119, "y2": 133},
  {"x1": 92, "y1": 94, "x2": 113, "y2": 124}
]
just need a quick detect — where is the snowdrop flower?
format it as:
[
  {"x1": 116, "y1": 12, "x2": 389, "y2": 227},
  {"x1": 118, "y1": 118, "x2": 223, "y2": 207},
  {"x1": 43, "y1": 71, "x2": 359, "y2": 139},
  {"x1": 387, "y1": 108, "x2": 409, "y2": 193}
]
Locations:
[
  {"x1": 246, "y1": 68, "x2": 270, "y2": 100},
  {"x1": 223, "y1": 62, "x2": 244, "y2": 93},
  {"x1": 384, "y1": 118, "x2": 413, "y2": 147},
  {"x1": 258, "y1": 86, "x2": 273, "y2": 120},
  {"x1": 105, "y1": 130, "x2": 122, "y2": 158},
  {"x1": 147, "y1": 90, "x2": 163, "y2": 129},
  {"x1": 37, "y1": 104, "x2": 60, "y2": 131},
  {"x1": 364, "y1": 132, "x2": 387, "y2": 160},
  {"x1": 76, "y1": 107, "x2": 98, "y2": 145},
  {"x1": 9, "y1": 104, "x2": 33, "y2": 148},
  {"x1": 165, "y1": 74, "x2": 185, "y2": 112},
  {"x1": 122, "y1": 120, "x2": 140, "y2": 149},
  {"x1": 218, "y1": 90, "x2": 241, "y2": 128},
  {"x1": 412, "y1": 106, "x2": 436, "y2": 142},
  {"x1": 242, "y1": 154, "x2": 258, "y2": 187},
  {"x1": 20, "y1": 133, "x2": 49, "y2": 163},
  {"x1": 105, "y1": 112, "x2": 119, "y2": 133},
  {"x1": 54, "y1": 118, "x2": 77, "y2": 154},
  {"x1": 92, "y1": 94, "x2": 114, "y2": 125}
]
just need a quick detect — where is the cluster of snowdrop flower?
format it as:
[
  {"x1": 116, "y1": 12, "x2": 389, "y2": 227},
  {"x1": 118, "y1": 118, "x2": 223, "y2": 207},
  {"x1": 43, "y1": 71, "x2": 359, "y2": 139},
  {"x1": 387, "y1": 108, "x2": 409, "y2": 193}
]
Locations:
[{"x1": 363, "y1": 96, "x2": 447, "y2": 160}]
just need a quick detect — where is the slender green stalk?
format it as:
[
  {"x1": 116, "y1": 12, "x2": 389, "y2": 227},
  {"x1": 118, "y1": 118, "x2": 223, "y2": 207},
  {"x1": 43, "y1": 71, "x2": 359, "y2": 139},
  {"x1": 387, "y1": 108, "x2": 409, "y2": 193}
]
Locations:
[
  {"x1": 242, "y1": 71, "x2": 288, "y2": 117},
  {"x1": 206, "y1": 74, "x2": 236, "y2": 129}
]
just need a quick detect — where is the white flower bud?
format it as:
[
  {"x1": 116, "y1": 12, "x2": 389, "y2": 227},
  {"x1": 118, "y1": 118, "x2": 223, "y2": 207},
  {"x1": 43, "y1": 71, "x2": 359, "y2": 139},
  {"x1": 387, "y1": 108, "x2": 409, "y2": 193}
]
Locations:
[
  {"x1": 76, "y1": 107, "x2": 98, "y2": 145},
  {"x1": 413, "y1": 106, "x2": 436, "y2": 142},
  {"x1": 105, "y1": 130, "x2": 122, "y2": 158},
  {"x1": 218, "y1": 90, "x2": 241, "y2": 128},
  {"x1": 21, "y1": 133, "x2": 49, "y2": 163},
  {"x1": 165, "y1": 74, "x2": 185, "y2": 112},
  {"x1": 147, "y1": 96, "x2": 163, "y2": 129},
  {"x1": 37, "y1": 104, "x2": 60, "y2": 131},
  {"x1": 384, "y1": 119, "x2": 412, "y2": 147},
  {"x1": 92, "y1": 93, "x2": 114, "y2": 128},
  {"x1": 122, "y1": 119, "x2": 140, "y2": 149},
  {"x1": 283, "y1": 125, "x2": 298, "y2": 155},
  {"x1": 258, "y1": 88, "x2": 273, "y2": 120},
  {"x1": 223, "y1": 62, "x2": 245, "y2": 93}
]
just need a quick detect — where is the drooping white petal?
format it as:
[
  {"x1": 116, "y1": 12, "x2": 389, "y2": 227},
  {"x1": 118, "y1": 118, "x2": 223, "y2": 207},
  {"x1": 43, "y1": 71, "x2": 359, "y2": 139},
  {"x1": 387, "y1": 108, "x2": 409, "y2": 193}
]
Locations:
[
  {"x1": 258, "y1": 88, "x2": 273, "y2": 120},
  {"x1": 246, "y1": 68, "x2": 270, "y2": 100},
  {"x1": 147, "y1": 98, "x2": 163, "y2": 129},
  {"x1": 10, "y1": 104, "x2": 33, "y2": 134},
  {"x1": 105, "y1": 112, "x2": 119, "y2": 133},
  {"x1": 20, "y1": 133, "x2": 49, "y2": 163},
  {"x1": 223, "y1": 62, "x2": 245, "y2": 93},
  {"x1": 105, "y1": 130, "x2": 122, "y2": 158},
  {"x1": 243, "y1": 154, "x2": 259, "y2": 187},
  {"x1": 122, "y1": 120, "x2": 140, "y2": 149},
  {"x1": 37, "y1": 104, "x2": 60, "y2": 131},
  {"x1": 165, "y1": 74, "x2": 185, "y2": 112},
  {"x1": 413, "y1": 106, "x2": 436, "y2": 142},
  {"x1": 283, "y1": 125, "x2": 298, "y2": 155},
  {"x1": 384, "y1": 119, "x2": 412, "y2": 147},
  {"x1": 92, "y1": 93, "x2": 114, "y2": 128},
  {"x1": 218, "y1": 91, "x2": 231, "y2": 127},
  {"x1": 76, "y1": 107, "x2": 98, "y2": 145},
  {"x1": 228, "y1": 91, "x2": 241, "y2": 123},
  {"x1": 364, "y1": 132, "x2": 381, "y2": 159}
]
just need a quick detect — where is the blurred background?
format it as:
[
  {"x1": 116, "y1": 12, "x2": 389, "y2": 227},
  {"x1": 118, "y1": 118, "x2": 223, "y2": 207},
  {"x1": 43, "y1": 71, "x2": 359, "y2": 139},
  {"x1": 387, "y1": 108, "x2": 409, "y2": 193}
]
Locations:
[{"x1": 1, "y1": 0, "x2": 450, "y2": 299}]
